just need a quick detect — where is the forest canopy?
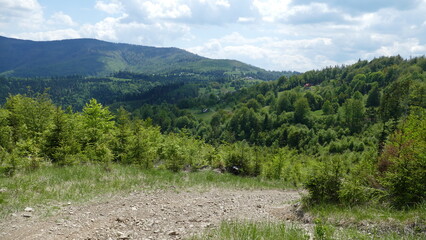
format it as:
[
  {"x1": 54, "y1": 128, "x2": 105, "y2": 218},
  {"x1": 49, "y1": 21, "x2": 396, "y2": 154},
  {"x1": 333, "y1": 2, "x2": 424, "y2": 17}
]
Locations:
[{"x1": 0, "y1": 55, "x2": 425, "y2": 208}]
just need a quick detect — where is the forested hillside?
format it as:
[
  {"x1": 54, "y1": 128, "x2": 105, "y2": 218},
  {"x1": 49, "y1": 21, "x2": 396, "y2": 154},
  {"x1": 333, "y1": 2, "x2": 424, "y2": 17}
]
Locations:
[
  {"x1": 0, "y1": 55, "x2": 425, "y2": 211},
  {"x1": 0, "y1": 71, "x2": 284, "y2": 110},
  {"x1": 130, "y1": 56, "x2": 426, "y2": 152},
  {"x1": 0, "y1": 36, "x2": 289, "y2": 79}
]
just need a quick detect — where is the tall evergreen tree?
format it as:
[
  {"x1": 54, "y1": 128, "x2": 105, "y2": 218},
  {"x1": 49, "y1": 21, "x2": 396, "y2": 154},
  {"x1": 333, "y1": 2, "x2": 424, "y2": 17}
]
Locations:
[{"x1": 366, "y1": 85, "x2": 381, "y2": 107}]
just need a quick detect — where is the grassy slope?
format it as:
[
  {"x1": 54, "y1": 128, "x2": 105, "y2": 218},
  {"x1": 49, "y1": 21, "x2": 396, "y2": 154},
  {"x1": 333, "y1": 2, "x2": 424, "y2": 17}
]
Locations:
[
  {"x1": 1, "y1": 164, "x2": 424, "y2": 239},
  {"x1": 0, "y1": 164, "x2": 287, "y2": 218}
]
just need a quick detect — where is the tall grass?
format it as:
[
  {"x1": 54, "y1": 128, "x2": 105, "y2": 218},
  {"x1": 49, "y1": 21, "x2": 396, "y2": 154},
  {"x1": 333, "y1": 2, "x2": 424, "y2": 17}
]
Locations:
[
  {"x1": 189, "y1": 221, "x2": 309, "y2": 240},
  {"x1": 0, "y1": 163, "x2": 288, "y2": 218},
  {"x1": 306, "y1": 203, "x2": 426, "y2": 239},
  {"x1": 189, "y1": 218, "x2": 425, "y2": 240}
]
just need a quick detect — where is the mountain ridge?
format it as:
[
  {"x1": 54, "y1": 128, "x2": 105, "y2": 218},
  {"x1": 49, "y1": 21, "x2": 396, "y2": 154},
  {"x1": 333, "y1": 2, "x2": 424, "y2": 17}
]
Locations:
[{"x1": 0, "y1": 36, "x2": 286, "y2": 79}]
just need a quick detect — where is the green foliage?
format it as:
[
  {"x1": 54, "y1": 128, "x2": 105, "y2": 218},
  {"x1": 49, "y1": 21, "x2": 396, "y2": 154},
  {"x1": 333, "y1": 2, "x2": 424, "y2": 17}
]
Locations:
[
  {"x1": 378, "y1": 107, "x2": 426, "y2": 208},
  {"x1": 262, "y1": 148, "x2": 305, "y2": 186},
  {"x1": 366, "y1": 84, "x2": 381, "y2": 107},
  {"x1": 340, "y1": 97, "x2": 365, "y2": 133},
  {"x1": 287, "y1": 125, "x2": 311, "y2": 149},
  {"x1": 228, "y1": 106, "x2": 260, "y2": 142},
  {"x1": 304, "y1": 156, "x2": 345, "y2": 204},
  {"x1": 0, "y1": 109, "x2": 12, "y2": 150},
  {"x1": 126, "y1": 120, "x2": 161, "y2": 168},
  {"x1": 293, "y1": 97, "x2": 311, "y2": 124},
  {"x1": 307, "y1": 202, "x2": 426, "y2": 239},
  {"x1": 43, "y1": 107, "x2": 82, "y2": 165},
  {"x1": 191, "y1": 221, "x2": 309, "y2": 240},
  {"x1": 222, "y1": 142, "x2": 260, "y2": 176},
  {"x1": 81, "y1": 99, "x2": 115, "y2": 144},
  {"x1": 158, "y1": 135, "x2": 186, "y2": 172},
  {"x1": 5, "y1": 93, "x2": 55, "y2": 143},
  {"x1": 112, "y1": 107, "x2": 133, "y2": 163},
  {"x1": 338, "y1": 153, "x2": 385, "y2": 206},
  {"x1": 1, "y1": 54, "x2": 426, "y2": 214},
  {"x1": 410, "y1": 80, "x2": 426, "y2": 108},
  {"x1": 314, "y1": 219, "x2": 335, "y2": 240},
  {"x1": 80, "y1": 99, "x2": 115, "y2": 164},
  {"x1": 276, "y1": 91, "x2": 298, "y2": 113},
  {"x1": 305, "y1": 91, "x2": 323, "y2": 110},
  {"x1": 157, "y1": 132, "x2": 212, "y2": 172},
  {"x1": 317, "y1": 129, "x2": 337, "y2": 146},
  {"x1": 417, "y1": 58, "x2": 426, "y2": 71},
  {"x1": 322, "y1": 100, "x2": 334, "y2": 115},
  {"x1": 380, "y1": 78, "x2": 411, "y2": 122}
]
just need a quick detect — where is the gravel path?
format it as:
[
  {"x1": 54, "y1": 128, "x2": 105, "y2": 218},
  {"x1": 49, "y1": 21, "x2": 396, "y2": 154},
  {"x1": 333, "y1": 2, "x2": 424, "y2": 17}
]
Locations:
[{"x1": 0, "y1": 188, "x2": 302, "y2": 240}]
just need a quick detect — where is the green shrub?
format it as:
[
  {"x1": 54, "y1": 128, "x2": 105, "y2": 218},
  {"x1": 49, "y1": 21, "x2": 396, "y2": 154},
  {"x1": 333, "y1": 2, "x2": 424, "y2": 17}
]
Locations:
[
  {"x1": 304, "y1": 157, "x2": 344, "y2": 204},
  {"x1": 378, "y1": 108, "x2": 426, "y2": 208},
  {"x1": 263, "y1": 149, "x2": 287, "y2": 179},
  {"x1": 314, "y1": 219, "x2": 335, "y2": 240},
  {"x1": 225, "y1": 152, "x2": 249, "y2": 175},
  {"x1": 125, "y1": 121, "x2": 161, "y2": 168},
  {"x1": 84, "y1": 141, "x2": 114, "y2": 163},
  {"x1": 337, "y1": 152, "x2": 385, "y2": 205},
  {"x1": 158, "y1": 140, "x2": 185, "y2": 172},
  {"x1": 338, "y1": 179, "x2": 384, "y2": 206},
  {"x1": 222, "y1": 142, "x2": 261, "y2": 176}
]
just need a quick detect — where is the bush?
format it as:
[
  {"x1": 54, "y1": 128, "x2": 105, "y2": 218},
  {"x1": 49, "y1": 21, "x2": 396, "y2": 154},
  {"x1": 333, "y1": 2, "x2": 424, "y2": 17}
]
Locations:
[
  {"x1": 225, "y1": 152, "x2": 249, "y2": 175},
  {"x1": 314, "y1": 219, "x2": 335, "y2": 240},
  {"x1": 158, "y1": 138, "x2": 186, "y2": 172},
  {"x1": 378, "y1": 108, "x2": 426, "y2": 208},
  {"x1": 84, "y1": 141, "x2": 114, "y2": 164},
  {"x1": 287, "y1": 125, "x2": 310, "y2": 149},
  {"x1": 338, "y1": 179, "x2": 384, "y2": 206},
  {"x1": 337, "y1": 151, "x2": 385, "y2": 205},
  {"x1": 304, "y1": 157, "x2": 344, "y2": 204},
  {"x1": 262, "y1": 148, "x2": 293, "y2": 180},
  {"x1": 222, "y1": 142, "x2": 261, "y2": 176}
]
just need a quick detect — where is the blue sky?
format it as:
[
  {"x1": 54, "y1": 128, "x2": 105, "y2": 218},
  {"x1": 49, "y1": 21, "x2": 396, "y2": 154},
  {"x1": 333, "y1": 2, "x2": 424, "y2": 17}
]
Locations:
[{"x1": 1, "y1": 0, "x2": 425, "y2": 72}]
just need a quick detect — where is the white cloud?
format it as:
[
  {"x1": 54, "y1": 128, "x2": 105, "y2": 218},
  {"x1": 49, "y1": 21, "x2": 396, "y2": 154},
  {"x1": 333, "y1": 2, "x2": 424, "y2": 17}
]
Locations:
[
  {"x1": 140, "y1": 0, "x2": 191, "y2": 19},
  {"x1": 13, "y1": 29, "x2": 81, "y2": 41},
  {"x1": 0, "y1": 0, "x2": 44, "y2": 29},
  {"x1": 284, "y1": 3, "x2": 346, "y2": 24},
  {"x1": 120, "y1": 0, "x2": 251, "y2": 24},
  {"x1": 48, "y1": 12, "x2": 76, "y2": 27},
  {"x1": 214, "y1": 0, "x2": 231, "y2": 8},
  {"x1": 368, "y1": 38, "x2": 426, "y2": 57},
  {"x1": 292, "y1": 0, "x2": 422, "y2": 13},
  {"x1": 81, "y1": 16, "x2": 123, "y2": 40},
  {"x1": 1, "y1": 0, "x2": 426, "y2": 72},
  {"x1": 95, "y1": 0, "x2": 124, "y2": 14},
  {"x1": 80, "y1": 14, "x2": 191, "y2": 45},
  {"x1": 187, "y1": 32, "x2": 339, "y2": 71},
  {"x1": 252, "y1": 0, "x2": 292, "y2": 22},
  {"x1": 237, "y1": 17, "x2": 255, "y2": 23}
]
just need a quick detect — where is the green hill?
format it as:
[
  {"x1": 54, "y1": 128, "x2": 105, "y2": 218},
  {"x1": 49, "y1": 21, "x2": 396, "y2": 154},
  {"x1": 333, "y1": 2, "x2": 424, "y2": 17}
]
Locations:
[{"x1": 0, "y1": 36, "x2": 287, "y2": 79}]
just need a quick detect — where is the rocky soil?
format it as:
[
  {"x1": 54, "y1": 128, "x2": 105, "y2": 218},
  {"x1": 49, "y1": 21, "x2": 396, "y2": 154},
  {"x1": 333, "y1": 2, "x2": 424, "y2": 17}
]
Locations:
[{"x1": 0, "y1": 188, "x2": 305, "y2": 240}]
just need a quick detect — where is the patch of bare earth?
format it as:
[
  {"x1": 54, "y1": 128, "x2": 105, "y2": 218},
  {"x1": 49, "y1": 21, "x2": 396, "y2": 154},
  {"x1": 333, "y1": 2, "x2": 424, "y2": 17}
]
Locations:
[{"x1": 0, "y1": 188, "x2": 304, "y2": 240}]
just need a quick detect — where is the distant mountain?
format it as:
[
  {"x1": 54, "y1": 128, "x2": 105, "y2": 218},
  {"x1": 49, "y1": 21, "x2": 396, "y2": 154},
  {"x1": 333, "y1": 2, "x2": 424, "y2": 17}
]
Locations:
[{"x1": 0, "y1": 36, "x2": 291, "y2": 79}]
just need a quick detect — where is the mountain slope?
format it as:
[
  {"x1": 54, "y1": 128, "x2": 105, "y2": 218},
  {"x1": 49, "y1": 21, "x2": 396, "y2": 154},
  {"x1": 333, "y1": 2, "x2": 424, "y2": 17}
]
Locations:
[{"x1": 0, "y1": 36, "x2": 282, "y2": 79}]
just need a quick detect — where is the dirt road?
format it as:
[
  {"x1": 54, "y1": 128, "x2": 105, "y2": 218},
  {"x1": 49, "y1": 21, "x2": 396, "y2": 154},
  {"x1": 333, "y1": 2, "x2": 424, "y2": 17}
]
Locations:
[{"x1": 0, "y1": 188, "x2": 303, "y2": 239}]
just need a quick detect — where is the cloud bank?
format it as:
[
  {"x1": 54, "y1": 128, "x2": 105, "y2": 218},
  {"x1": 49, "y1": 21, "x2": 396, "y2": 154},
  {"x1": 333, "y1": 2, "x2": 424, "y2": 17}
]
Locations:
[{"x1": 0, "y1": 0, "x2": 425, "y2": 71}]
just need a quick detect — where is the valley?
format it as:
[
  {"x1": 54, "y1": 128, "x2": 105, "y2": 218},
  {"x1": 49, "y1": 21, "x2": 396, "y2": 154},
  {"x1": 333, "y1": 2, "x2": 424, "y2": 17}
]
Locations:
[{"x1": 0, "y1": 37, "x2": 425, "y2": 239}]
